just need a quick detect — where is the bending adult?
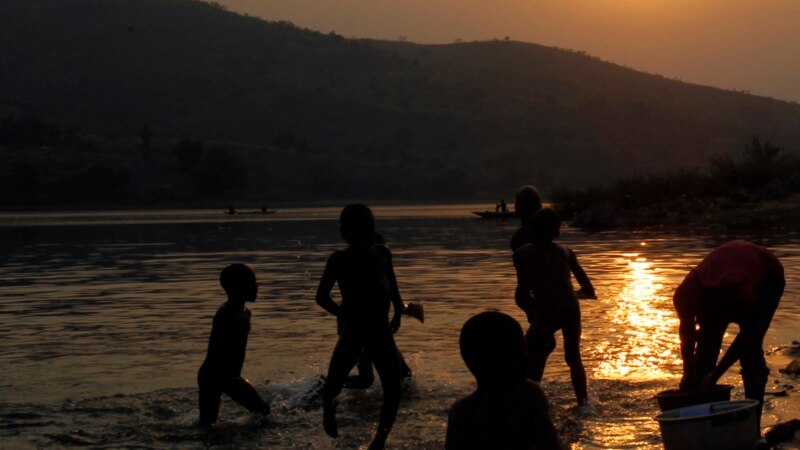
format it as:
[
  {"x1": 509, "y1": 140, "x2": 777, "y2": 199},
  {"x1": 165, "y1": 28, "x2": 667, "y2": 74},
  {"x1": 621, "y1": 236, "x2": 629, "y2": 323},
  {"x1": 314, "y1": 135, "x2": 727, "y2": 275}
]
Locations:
[{"x1": 673, "y1": 241, "x2": 784, "y2": 428}]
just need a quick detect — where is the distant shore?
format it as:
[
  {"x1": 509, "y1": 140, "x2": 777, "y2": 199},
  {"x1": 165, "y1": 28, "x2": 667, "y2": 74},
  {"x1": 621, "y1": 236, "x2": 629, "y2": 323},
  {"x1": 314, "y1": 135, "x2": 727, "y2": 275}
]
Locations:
[{"x1": 568, "y1": 192, "x2": 800, "y2": 231}]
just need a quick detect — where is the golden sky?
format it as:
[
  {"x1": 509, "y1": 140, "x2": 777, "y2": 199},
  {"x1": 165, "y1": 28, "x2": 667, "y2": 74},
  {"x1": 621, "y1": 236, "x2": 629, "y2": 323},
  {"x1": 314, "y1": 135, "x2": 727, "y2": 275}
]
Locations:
[{"x1": 215, "y1": 0, "x2": 800, "y2": 103}]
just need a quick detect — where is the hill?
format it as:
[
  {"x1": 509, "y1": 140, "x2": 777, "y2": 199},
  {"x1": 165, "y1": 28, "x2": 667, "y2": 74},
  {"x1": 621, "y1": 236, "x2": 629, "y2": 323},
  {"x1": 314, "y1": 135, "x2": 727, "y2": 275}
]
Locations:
[{"x1": 2, "y1": 0, "x2": 799, "y2": 206}]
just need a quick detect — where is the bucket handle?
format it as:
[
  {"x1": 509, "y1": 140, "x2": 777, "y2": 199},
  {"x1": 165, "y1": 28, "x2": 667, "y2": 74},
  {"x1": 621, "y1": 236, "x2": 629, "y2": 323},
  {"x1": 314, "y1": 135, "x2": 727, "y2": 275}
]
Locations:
[{"x1": 710, "y1": 409, "x2": 751, "y2": 427}]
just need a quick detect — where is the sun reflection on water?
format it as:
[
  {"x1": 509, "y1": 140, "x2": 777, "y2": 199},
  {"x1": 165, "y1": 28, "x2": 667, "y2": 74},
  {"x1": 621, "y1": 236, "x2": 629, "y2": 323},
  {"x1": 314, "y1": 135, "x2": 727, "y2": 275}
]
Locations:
[{"x1": 594, "y1": 251, "x2": 682, "y2": 380}]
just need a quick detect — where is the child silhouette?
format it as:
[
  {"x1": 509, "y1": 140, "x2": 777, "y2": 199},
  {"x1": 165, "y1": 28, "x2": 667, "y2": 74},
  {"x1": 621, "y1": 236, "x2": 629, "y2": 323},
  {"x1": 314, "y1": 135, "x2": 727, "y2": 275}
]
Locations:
[
  {"x1": 197, "y1": 263, "x2": 269, "y2": 426},
  {"x1": 446, "y1": 311, "x2": 561, "y2": 450},
  {"x1": 316, "y1": 204, "x2": 404, "y2": 449},
  {"x1": 513, "y1": 208, "x2": 595, "y2": 405}
]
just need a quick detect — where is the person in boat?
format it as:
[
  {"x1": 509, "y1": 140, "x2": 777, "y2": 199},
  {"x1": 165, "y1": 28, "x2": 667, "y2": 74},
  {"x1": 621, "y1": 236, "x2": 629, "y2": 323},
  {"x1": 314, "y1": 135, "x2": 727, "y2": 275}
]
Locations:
[
  {"x1": 513, "y1": 208, "x2": 596, "y2": 406},
  {"x1": 446, "y1": 311, "x2": 561, "y2": 450},
  {"x1": 673, "y1": 241, "x2": 784, "y2": 429},
  {"x1": 315, "y1": 204, "x2": 404, "y2": 449},
  {"x1": 197, "y1": 264, "x2": 270, "y2": 427}
]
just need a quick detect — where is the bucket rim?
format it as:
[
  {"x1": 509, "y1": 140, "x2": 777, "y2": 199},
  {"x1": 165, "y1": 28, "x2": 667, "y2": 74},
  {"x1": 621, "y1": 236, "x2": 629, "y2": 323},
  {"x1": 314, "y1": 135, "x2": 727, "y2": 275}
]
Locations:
[
  {"x1": 653, "y1": 384, "x2": 734, "y2": 399},
  {"x1": 654, "y1": 399, "x2": 759, "y2": 423}
]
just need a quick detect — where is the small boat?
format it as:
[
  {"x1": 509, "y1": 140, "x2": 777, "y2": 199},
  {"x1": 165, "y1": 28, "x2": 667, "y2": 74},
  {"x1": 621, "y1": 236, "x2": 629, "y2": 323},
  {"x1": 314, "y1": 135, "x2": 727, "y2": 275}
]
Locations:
[
  {"x1": 237, "y1": 210, "x2": 277, "y2": 215},
  {"x1": 472, "y1": 210, "x2": 518, "y2": 219},
  {"x1": 225, "y1": 209, "x2": 277, "y2": 215}
]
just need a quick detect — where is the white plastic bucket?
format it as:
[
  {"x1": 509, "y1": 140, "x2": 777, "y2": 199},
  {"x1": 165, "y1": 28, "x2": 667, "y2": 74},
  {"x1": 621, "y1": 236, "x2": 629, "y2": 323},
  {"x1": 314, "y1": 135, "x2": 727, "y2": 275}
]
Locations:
[{"x1": 654, "y1": 400, "x2": 759, "y2": 450}]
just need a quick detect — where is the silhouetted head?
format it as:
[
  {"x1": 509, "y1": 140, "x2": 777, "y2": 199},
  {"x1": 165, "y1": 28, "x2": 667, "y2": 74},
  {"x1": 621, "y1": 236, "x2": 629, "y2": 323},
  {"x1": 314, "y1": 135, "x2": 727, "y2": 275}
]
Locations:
[
  {"x1": 220, "y1": 263, "x2": 258, "y2": 303},
  {"x1": 340, "y1": 204, "x2": 376, "y2": 246},
  {"x1": 531, "y1": 208, "x2": 561, "y2": 242},
  {"x1": 515, "y1": 185, "x2": 542, "y2": 224},
  {"x1": 460, "y1": 311, "x2": 527, "y2": 388}
]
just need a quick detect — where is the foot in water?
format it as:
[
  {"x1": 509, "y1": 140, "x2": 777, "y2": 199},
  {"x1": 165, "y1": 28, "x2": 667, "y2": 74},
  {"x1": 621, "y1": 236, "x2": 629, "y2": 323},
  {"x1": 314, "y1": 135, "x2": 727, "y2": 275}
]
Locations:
[
  {"x1": 368, "y1": 427, "x2": 390, "y2": 450},
  {"x1": 573, "y1": 401, "x2": 597, "y2": 416},
  {"x1": 323, "y1": 401, "x2": 338, "y2": 438}
]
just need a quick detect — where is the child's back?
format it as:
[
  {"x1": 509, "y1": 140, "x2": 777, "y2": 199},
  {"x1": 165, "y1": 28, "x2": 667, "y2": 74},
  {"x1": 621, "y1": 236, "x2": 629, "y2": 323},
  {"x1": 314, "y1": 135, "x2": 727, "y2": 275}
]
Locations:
[
  {"x1": 513, "y1": 208, "x2": 593, "y2": 321},
  {"x1": 514, "y1": 242, "x2": 578, "y2": 307},
  {"x1": 511, "y1": 208, "x2": 593, "y2": 405}
]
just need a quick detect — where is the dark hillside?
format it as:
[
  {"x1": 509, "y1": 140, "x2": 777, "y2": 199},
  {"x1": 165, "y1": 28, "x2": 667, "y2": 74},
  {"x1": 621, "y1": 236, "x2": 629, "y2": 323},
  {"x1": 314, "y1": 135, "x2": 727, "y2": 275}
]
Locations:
[
  {"x1": 2, "y1": 0, "x2": 799, "y2": 205},
  {"x1": 375, "y1": 40, "x2": 800, "y2": 184}
]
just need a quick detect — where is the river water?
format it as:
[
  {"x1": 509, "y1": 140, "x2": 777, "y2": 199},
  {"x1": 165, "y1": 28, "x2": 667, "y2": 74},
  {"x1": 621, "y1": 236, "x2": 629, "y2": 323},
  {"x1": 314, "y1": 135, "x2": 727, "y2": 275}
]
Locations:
[{"x1": 1, "y1": 204, "x2": 798, "y2": 449}]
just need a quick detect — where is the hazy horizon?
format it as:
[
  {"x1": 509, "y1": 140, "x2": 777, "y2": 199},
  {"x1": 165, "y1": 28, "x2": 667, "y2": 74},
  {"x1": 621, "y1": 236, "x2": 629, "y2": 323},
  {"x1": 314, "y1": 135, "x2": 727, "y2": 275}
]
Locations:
[{"x1": 215, "y1": 0, "x2": 800, "y2": 103}]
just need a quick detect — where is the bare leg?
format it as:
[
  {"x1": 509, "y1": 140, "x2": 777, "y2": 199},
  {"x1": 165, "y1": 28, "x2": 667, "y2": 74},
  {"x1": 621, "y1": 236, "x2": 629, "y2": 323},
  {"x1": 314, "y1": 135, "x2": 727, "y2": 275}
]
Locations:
[
  {"x1": 740, "y1": 279, "x2": 783, "y2": 431},
  {"x1": 197, "y1": 368, "x2": 222, "y2": 426},
  {"x1": 398, "y1": 351, "x2": 412, "y2": 379},
  {"x1": 344, "y1": 352, "x2": 375, "y2": 389},
  {"x1": 694, "y1": 322, "x2": 726, "y2": 381},
  {"x1": 322, "y1": 331, "x2": 364, "y2": 437},
  {"x1": 223, "y1": 376, "x2": 270, "y2": 415},
  {"x1": 562, "y1": 318, "x2": 588, "y2": 405},
  {"x1": 366, "y1": 327, "x2": 402, "y2": 449},
  {"x1": 526, "y1": 325, "x2": 556, "y2": 382}
]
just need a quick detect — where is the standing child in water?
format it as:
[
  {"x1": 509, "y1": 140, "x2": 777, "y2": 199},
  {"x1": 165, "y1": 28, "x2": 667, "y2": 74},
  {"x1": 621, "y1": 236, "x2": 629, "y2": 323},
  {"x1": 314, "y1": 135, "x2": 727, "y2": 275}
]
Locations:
[
  {"x1": 341, "y1": 231, "x2": 415, "y2": 389},
  {"x1": 446, "y1": 311, "x2": 561, "y2": 450},
  {"x1": 316, "y1": 204, "x2": 404, "y2": 449},
  {"x1": 198, "y1": 263, "x2": 270, "y2": 426},
  {"x1": 513, "y1": 208, "x2": 596, "y2": 406}
]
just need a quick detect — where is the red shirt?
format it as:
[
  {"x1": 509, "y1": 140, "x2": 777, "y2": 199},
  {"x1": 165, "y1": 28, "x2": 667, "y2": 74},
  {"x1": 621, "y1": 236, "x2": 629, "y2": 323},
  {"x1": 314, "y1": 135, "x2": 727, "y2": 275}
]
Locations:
[{"x1": 674, "y1": 241, "x2": 783, "y2": 320}]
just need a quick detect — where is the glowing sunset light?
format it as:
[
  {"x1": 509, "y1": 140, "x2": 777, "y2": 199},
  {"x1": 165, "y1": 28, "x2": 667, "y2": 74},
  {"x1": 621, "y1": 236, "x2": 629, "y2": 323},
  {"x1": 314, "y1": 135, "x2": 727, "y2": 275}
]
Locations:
[{"x1": 594, "y1": 252, "x2": 681, "y2": 380}]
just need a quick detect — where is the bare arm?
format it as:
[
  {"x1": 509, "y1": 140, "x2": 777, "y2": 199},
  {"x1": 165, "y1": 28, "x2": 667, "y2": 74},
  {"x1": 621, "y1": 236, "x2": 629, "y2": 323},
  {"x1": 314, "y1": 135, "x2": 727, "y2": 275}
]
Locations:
[
  {"x1": 703, "y1": 286, "x2": 761, "y2": 388},
  {"x1": 513, "y1": 250, "x2": 535, "y2": 313},
  {"x1": 378, "y1": 245, "x2": 403, "y2": 333},
  {"x1": 701, "y1": 337, "x2": 740, "y2": 389},
  {"x1": 315, "y1": 252, "x2": 341, "y2": 316},
  {"x1": 674, "y1": 283, "x2": 698, "y2": 389},
  {"x1": 569, "y1": 249, "x2": 596, "y2": 299},
  {"x1": 678, "y1": 317, "x2": 697, "y2": 389}
]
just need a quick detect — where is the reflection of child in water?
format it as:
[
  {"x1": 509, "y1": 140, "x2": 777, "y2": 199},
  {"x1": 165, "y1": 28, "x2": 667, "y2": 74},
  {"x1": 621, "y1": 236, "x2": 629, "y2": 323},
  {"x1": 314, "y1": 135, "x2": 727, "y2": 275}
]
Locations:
[
  {"x1": 513, "y1": 208, "x2": 596, "y2": 406},
  {"x1": 315, "y1": 204, "x2": 404, "y2": 449},
  {"x1": 197, "y1": 264, "x2": 270, "y2": 427},
  {"x1": 446, "y1": 311, "x2": 561, "y2": 450}
]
